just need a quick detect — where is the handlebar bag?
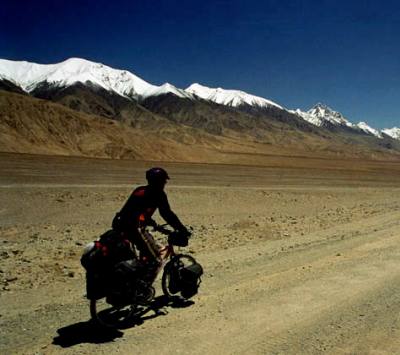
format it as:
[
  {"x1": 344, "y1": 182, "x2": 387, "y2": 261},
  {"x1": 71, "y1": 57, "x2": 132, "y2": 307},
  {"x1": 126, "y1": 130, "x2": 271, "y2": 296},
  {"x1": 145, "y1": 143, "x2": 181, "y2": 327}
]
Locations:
[{"x1": 168, "y1": 231, "x2": 189, "y2": 247}]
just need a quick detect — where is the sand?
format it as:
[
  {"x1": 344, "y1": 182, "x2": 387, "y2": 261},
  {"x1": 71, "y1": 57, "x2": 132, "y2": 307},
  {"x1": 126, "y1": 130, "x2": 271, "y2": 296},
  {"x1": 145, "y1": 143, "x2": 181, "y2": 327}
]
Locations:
[{"x1": 1, "y1": 152, "x2": 400, "y2": 354}]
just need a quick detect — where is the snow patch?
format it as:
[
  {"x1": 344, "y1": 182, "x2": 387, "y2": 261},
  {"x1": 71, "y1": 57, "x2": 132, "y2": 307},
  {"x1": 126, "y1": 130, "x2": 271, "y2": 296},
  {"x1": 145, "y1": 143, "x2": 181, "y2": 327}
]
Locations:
[
  {"x1": 382, "y1": 127, "x2": 400, "y2": 140},
  {"x1": 186, "y1": 83, "x2": 283, "y2": 109},
  {"x1": 356, "y1": 122, "x2": 382, "y2": 138}
]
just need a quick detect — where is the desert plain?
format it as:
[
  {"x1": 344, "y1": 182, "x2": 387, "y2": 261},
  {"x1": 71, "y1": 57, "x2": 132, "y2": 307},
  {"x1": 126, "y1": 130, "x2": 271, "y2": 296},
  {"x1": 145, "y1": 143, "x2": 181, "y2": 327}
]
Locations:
[{"x1": 1, "y1": 152, "x2": 400, "y2": 354}]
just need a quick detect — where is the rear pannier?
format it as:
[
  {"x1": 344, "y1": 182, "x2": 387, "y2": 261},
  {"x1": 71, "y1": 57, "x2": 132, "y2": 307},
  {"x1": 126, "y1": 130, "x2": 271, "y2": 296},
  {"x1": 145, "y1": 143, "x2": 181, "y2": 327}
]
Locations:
[
  {"x1": 80, "y1": 229, "x2": 136, "y2": 300},
  {"x1": 81, "y1": 230, "x2": 135, "y2": 272}
]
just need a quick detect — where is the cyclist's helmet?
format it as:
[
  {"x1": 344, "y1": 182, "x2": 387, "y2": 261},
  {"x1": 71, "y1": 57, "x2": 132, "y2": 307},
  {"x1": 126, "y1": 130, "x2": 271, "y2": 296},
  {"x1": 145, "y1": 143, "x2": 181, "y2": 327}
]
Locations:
[{"x1": 146, "y1": 167, "x2": 170, "y2": 185}]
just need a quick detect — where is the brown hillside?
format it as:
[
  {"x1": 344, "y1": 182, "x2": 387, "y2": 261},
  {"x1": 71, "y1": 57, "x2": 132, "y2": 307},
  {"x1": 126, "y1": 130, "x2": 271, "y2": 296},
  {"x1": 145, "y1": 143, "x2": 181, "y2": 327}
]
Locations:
[
  {"x1": 0, "y1": 90, "x2": 214, "y2": 160},
  {"x1": 0, "y1": 90, "x2": 280, "y2": 163},
  {"x1": 1, "y1": 90, "x2": 400, "y2": 163}
]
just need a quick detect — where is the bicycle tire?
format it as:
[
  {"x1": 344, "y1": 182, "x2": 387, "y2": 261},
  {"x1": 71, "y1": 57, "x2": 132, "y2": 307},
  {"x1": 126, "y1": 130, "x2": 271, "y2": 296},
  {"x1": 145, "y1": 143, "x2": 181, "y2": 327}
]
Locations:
[
  {"x1": 161, "y1": 254, "x2": 197, "y2": 299},
  {"x1": 89, "y1": 297, "x2": 138, "y2": 329}
]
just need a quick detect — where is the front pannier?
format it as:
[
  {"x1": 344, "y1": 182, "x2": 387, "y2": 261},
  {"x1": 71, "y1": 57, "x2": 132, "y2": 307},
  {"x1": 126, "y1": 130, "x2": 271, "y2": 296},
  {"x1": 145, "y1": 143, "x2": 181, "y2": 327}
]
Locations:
[{"x1": 179, "y1": 262, "x2": 203, "y2": 298}]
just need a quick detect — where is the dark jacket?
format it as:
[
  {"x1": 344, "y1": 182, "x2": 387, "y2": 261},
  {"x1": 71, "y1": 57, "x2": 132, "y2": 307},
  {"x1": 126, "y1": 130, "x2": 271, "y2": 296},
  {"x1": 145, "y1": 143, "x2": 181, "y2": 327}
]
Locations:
[{"x1": 112, "y1": 185, "x2": 185, "y2": 233}]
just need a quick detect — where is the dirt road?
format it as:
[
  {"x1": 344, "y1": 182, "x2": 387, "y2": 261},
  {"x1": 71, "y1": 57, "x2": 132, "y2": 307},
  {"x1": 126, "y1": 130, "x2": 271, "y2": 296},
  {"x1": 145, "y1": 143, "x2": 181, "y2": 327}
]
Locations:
[{"x1": 1, "y1": 153, "x2": 400, "y2": 354}]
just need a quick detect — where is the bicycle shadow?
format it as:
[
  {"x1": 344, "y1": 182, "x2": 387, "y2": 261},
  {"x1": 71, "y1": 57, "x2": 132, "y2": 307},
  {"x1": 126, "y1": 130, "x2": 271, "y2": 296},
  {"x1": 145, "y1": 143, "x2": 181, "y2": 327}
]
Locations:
[
  {"x1": 120, "y1": 295, "x2": 194, "y2": 328},
  {"x1": 53, "y1": 296, "x2": 194, "y2": 348},
  {"x1": 151, "y1": 294, "x2": 195, "y2": 310}
]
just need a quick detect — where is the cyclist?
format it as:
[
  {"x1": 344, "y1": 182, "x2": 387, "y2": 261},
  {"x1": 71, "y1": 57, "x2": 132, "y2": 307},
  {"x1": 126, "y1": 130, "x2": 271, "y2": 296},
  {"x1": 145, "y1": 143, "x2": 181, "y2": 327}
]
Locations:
[{"x1": 112, "y1": 167, "x2": 190, "y2": 274}]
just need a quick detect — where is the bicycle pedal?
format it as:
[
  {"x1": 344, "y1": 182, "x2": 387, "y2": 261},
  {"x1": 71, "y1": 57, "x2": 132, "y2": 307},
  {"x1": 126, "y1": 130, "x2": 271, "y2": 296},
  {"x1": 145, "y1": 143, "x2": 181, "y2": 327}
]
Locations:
[{"x1": 137, "y1": 286, "x2": 155, "y2": 305}]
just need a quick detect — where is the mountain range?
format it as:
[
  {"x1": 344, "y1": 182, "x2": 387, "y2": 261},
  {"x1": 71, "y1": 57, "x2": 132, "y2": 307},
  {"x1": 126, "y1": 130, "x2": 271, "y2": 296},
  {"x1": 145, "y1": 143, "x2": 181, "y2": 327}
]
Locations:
[{"x1": 0, "y1": 57, "x2": 399, "y2": 162}]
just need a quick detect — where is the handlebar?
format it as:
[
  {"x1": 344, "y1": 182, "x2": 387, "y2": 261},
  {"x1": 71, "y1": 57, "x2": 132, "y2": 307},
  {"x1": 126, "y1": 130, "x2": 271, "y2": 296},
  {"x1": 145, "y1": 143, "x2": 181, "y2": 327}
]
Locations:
[
  {"x1": 153, "y1": 224, "x2": 192, "y2": 236},
  {"x1": 152, "y1": 224, "x2": 192, "y2": 247},
  {"x1": 153, "y1": 224, "x2": 173, "y2": 235}
]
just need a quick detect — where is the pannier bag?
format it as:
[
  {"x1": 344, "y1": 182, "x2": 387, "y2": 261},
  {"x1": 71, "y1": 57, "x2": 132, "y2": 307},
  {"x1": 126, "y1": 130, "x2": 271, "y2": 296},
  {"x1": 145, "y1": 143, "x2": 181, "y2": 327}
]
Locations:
[
  {"x1": 81, "y1": 241, "x2": 106, "y2": 272},
  {"x1": 106, "y1": 259, "x2": 140, "y2": 306},
  {"x1": 81, "y1": 230, "x2": 136, "y2": 300},
  {"x1": 112, "y1": 259, "x2": 140, "y2": 293},
  {"x1": 86, "y1": 271, "x2": 108, "y2": 300},
  {"x1": 179, "y1": 262, "x2": 203, "y2": 298},
  {"x1": 80, "y1": 230, "x2": 135, "y2": 272},
  {"x1": 167, "y1": 263, "x2": 182, "y2": 295}
]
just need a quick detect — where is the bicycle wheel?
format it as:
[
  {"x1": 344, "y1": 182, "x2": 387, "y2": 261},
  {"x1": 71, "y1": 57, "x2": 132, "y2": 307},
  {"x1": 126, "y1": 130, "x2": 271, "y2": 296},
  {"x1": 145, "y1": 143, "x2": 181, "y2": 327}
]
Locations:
[
  {"x1": 90, "y1": 297, "x2": 138, "y2": 329},
  {"x1": 162, "y1": 254, "x2": 197, "y2": 299}
]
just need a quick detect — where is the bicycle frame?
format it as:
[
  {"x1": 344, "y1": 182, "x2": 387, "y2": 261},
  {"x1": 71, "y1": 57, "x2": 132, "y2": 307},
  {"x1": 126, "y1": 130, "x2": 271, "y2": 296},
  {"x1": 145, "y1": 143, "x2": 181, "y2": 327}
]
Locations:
[{"x1": 143, "y1": 242, "x2": 175, "y2": 285}]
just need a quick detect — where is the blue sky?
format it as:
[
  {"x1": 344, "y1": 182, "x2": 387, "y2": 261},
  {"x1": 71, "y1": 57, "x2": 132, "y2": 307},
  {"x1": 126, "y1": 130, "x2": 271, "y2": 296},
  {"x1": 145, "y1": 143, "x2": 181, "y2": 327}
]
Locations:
[{"x1": 1, "y1": 0, "x2": 399, "y2": 128}]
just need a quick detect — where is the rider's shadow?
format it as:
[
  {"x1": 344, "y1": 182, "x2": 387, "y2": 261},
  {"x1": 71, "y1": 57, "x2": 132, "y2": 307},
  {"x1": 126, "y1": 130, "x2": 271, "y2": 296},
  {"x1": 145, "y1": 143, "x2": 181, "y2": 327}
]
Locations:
[
  {"x1": 53, "y1": 296, "x2": 194, "y2": 347},
  {"x1": 52, "y1": 319, "x2": 123, "y2": 347}
]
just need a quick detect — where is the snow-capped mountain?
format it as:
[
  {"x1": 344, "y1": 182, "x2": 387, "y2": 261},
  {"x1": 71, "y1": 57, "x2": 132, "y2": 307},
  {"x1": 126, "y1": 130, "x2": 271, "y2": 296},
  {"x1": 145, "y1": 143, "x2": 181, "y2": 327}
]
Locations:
[
  {"x1": 0, "y1": 58, "x2": 192, "y2": 100},
  {"x1": 382, "y1": 127, "x2": 400, "y2": 140},
  {"x1": 356, "y1": 122, "x2": 382, "y2": 138},
  {"x1": 0, "y1": 57, "x2": 398, "y2": 142},
  {"x1": 306, "y1": 103, "x2": 354, "y2": 127},
  {"x1": 291, "y1": 104, "x2": 391, "y2": 139},
  {"x1": 185, "y1": 83, "x2": 283, "y2": 109},
  {"x1": 291, "y1": 108, "x2": 324, "y2": 127}
]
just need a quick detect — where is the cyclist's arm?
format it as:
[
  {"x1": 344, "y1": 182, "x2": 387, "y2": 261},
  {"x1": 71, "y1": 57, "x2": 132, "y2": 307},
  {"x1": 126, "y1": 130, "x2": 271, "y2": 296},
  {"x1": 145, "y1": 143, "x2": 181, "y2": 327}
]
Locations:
[{"x1": 158, "y1": 193, "x2": 185, "y2": 231}]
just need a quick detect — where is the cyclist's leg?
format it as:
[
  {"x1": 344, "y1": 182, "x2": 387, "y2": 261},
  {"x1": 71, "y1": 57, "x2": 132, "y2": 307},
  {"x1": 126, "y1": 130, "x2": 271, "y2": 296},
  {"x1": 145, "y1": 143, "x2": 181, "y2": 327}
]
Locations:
[
  {"x1": 132, "y1": 229, "x2": 161, "y2": 280},
  {"x1": 135, "y1": 228, "x2": 161, "y2": 261}
]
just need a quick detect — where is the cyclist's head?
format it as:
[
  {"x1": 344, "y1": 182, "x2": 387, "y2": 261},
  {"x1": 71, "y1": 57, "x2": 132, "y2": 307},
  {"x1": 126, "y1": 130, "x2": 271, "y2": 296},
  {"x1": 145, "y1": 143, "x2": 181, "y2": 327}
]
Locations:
[{"x1": 146, "y1": 167, "x2": 169, "y2": 189}]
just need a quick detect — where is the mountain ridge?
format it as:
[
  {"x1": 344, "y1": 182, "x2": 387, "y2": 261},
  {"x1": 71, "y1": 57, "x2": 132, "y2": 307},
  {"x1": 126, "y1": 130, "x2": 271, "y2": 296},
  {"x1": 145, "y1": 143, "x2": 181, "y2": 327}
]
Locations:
[
  {"x1": 1, "y1": 57, "x2": 400, "y2": 162},
  {"x1": 0, "y1": 57, "x2": 397, "y2": 137}
]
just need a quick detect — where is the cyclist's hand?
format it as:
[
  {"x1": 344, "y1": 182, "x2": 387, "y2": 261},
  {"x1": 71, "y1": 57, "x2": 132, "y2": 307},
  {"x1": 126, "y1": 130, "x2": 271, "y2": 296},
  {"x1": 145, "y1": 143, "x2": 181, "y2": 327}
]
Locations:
[{"x1": 178, "y1": 226, "x2": 192, "y2": 238}]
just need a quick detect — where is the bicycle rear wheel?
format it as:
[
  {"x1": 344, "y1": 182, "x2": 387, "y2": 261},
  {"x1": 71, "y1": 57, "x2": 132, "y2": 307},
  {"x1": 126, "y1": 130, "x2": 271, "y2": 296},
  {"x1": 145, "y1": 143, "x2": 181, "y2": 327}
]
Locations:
[
  {"x1": 90, "y1": 297, "x2": 138, "y2": 328},
  {"x1": 162, "y1": 254, "x2": 197, "y2": 299}
]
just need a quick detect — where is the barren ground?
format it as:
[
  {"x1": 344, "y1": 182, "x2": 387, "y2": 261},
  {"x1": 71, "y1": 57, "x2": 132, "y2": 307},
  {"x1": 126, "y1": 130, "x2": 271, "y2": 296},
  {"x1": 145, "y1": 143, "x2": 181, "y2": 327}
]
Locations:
[{"x1": 1, "y1": 152, "x2": 400, "y2": 354}]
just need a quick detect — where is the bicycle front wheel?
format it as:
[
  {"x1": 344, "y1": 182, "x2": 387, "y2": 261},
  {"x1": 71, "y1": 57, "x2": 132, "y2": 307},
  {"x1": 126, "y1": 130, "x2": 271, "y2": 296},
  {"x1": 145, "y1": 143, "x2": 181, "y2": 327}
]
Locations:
[{"x1": 162, "y1": 254, "x2": 197, "y2": 299}]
